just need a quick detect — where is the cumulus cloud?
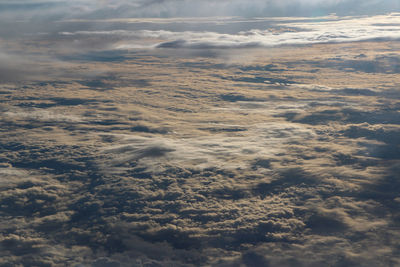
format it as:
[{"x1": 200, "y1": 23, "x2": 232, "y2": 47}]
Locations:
[{"x1": 1, "y1": 4, "x2": 400, "y2": 266}]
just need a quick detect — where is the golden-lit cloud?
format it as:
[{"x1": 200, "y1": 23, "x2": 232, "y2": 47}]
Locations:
[{"x1": 0, "y1": 4, "x2": 399, "y2": 266}]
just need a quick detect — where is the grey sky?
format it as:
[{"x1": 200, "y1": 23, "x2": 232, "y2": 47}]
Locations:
[{"x1": 0, "y1": 0, "x2": 399, "y2": 19}]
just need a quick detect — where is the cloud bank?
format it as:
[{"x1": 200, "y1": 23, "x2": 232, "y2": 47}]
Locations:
[
  {"x1": 1, "y1": 39, "x2": 400, "y2": 265},
  {"x1": 56, "y1": 14, "x2": 400, "y2": 50},
  {"x1": 1, "y1": 1, "x2": 400, "y2": 266}
]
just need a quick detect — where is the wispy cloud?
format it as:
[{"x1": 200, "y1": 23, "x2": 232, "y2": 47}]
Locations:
[
  {"x1": 59, "y1": 14, "x2": 400, "y2": 49},
  {"x1": 1, "y1": 0, "x2": 399, "y2": 25},
  {"x1": 2, "y1": 0, "x2": 399, "y2": 18}
]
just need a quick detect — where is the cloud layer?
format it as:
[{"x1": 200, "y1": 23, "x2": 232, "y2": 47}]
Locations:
[
  {"x1": 1, "y1": 3, "x2": 400, "y2": 266},
  {"x1": 57, "y1": 14, "x2": 400, "y2": 50},
  {"x1": 1, "y1": 0, "x2": 399, "y2": 19},
  {"x1": 1, "y1": 38, "x2": 400, "y2": 265}
]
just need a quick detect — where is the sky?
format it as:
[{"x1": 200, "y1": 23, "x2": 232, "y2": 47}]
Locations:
[
  {"x1": 1, "y1": 0, "x2": 400, "y2": 19},
  {"x1": 0, "y1": 1, "x2": 400, "y2": 267}
]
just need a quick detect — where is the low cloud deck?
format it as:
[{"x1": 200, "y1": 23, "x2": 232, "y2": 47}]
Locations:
[{"x1": 0, "y1": 15, "x2": 400, "y2": 267}]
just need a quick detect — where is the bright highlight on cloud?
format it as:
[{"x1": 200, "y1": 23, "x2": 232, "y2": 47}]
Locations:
[{"x1": 58, "y1": 14, "x2": 400, "y2": 49}]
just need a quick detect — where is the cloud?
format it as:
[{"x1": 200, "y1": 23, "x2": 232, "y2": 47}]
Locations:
[
  {"x1": 0, "y1": 46, "x2": 107, "y2": 83},
  {"x1": 58, "y1": 14, "x2": 400, "y2": 50},
  {"x1": 1, "y1": 10, "x2": 400, "y2": 266},
  {"x1": 97, "y1": 120, "x2": 316, "y2": 175},
  {"x1": 0, "y1": 51, "x2": 40, "y2": 82},
  {"x1": 279, "y1": 106, "x2": 400, "y2": 126},
  {"x1": 3, "y1": 0, "x2": 399, "y2": 19}
]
